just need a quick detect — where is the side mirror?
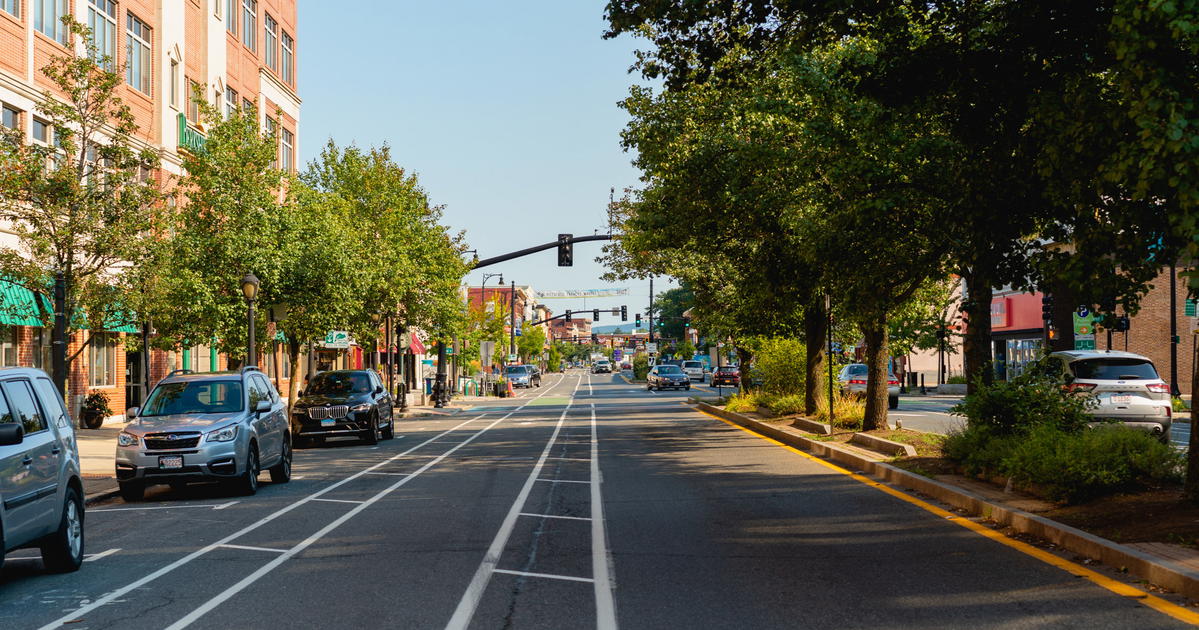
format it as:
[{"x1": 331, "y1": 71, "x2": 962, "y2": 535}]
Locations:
[
  {"x1": 375, "y1": 386, "x2": 384, "y2": 395},
  {"x1": 126, "y1": 407, "x2": 139, "y2": 419},
  {"x1": 0, "y1": 423, "x2": 23, "y2": 446},
  {"x1": 255, "y1": 399, "x2": 271, "y2": 414},
  {"x1": 297, "y1": 388, "x2": 304, "y2": 397}
]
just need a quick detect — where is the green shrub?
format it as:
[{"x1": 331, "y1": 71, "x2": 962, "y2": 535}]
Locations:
[
  {"x1": 812, "y1": 391, "x2": 865, "y2": 431},
  {"x1": 766, "y1": 394, "x2": 805, "y2": 416},
  {"x1": 632, "y1": 352, "x2": 650, "y2": 381},
  {"x1": 945, "y1": 375, "x2": 967, "y2": 385},
  {"x1": 942, "y1": 424, "x2": 1019, "y2": 478},
  {"x1": 725, "y1": 392, "x2": 761, "y2": 413},
  {"x1": 951, "y1": 357, "x2": 1093, "y2": 435},
  {"x1": 1172, "y1": 397, "x2": 1189, "y2": 413},
  {"x1": 748, "y1": 337, "x2": 806, "y2": 396},
  {"x1": 1003, "y1": 424, "x2": 1183, "y2": 503}
]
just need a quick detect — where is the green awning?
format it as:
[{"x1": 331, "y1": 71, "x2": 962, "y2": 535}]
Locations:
[{"x1": 0, "y1": 280, "x2": 51, "y2": 327}]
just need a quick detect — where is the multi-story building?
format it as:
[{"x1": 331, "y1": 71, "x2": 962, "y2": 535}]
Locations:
[{"x1": 0, "y1": 0, "x2": 300, "y2": 419}]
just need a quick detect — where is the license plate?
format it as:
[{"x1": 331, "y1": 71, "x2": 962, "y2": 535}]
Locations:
[
  {"x1": 321, "y1": 418, "x2": 335, "y2": 427},
  {"x1": 159, "y1": 455, "x2": 183, "y2": 469},
  {"x1": 1111, "y1": 394, "x2": 1132, "y2": 404}
]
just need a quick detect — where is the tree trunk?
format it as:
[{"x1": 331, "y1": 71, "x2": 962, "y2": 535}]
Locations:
[
  {"x1": 1186, "y1": 335, "x2": 1199, "y2": 501},
  {"x1": 861, "y1": 316, "x2": 889, "y2": 432},
  {"x1": 962, "y1": 272, "x2": 994, "y2": 394},
  {"x1": 287, "y1": 338, "x2": 303, "y2": 417},
  {"x1": 736, "y1": 346, "x2": 753, "y2": 392},
  {"x1": 804, "y1": 301, "x2": 828, "y2": 415}
]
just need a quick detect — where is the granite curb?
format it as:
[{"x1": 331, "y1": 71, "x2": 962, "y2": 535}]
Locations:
[{"x1": 695, "y1": 401, "x2": 1199, "y2": 600}]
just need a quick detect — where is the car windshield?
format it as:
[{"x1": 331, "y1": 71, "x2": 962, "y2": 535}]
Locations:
[
  {"x1": 683, "y1": 362, "x2": 703, "y2": 369},
  {"x1": 141, "y1": 380, "x2": 244, "y2": 416},
  {"x1": 307, "y1": 372, "x2": 372, "y2": 395},
  {"x1": 844, "y1": 365, "x2": 868, "y2": 376},
  {"x1": 657, "y1": 366, "x2": 684, "y2": 374},
  {"x1": 717, "y1": 367, "x2": 738, "y2": 373},
  {"x1": 506, "y1": 366, "x2": 530, "y2": 375},
  {"x1": 1071, "y1": 358, "x2": 1159, "y2": 380}
]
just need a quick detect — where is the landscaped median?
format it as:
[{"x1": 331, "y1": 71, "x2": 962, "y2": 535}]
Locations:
[{"x1": 695, "y1": 400, "x2": 1199, "y2": 601}]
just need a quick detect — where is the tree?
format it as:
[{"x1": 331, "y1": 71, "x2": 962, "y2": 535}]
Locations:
[
  {"x1": 651, "y1": 286, "x2": 693, "y2": 341},
  {"x1": 674, "y1": 339, "x2": 696, "y2": 361},
  {"x1": 0, "y1": 18, "x2": 163, "y2": 398},
  {"x1": 517, "y1": 325, "x2": 546, "y2": 364}
]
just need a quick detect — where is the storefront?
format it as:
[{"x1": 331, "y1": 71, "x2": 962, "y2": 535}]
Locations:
[{"x1": 990, "y1": 292, "x2": 1045, "y2": 381}]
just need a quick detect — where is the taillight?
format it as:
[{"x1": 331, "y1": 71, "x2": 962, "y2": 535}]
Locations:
[
  {"x1": 1064, "y1": 383, "x2": 1097, "y2": 393},
  {"x1": 887, "y1": 379, "x2": 899, "y2": 386},
  {"x1": 848, "y1": 379, "x2": 866, "y2": 385},
  {"x1": 1146, "y1": 383, "x2": 1170, "y2": 394}
]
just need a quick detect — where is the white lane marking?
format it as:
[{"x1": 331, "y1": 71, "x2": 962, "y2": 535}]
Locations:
[
  {"x1": 364, "y1": 471, "x2": 411, "y2": 476},
  {"x1": 588, "y1": 373, "x2": 593, "y2": 396},
  {"x1": 212, "y1": 501, "x2": 238, "y2": 510},
  {"x1": 217, "y1": 544, "x2": 287, "y2": 554},
  {"x1": 446, "y1": 375, "x2": 582, "y2": 630},
  {"x1": 590, "y1": 402, "x2": 617, "y2": 629},
  {"x1": 83, "y1": 548, "x2": 120, "y2": 562},
  {"x1": 546, "y1": 457, "x2": 590, "y2": 462},
  {"x1": 311, "y1": 498, "x2": 366, "y2": 505},
  {"x1": 89, "y1": 504, "x2": 227, "y2": 513},
  {"x1": 290, "y1": 476, "x2": 306, "y2": 480},
  {"x1": 536, "y1": 479, "x2": 589, "y2": 484},
  {"x1": 519, "y1": 512, "x2": 591, "y2": 522},
  {"x1": 163, "y1": 411, "x2": 519, "y2": 630},
  {"x1": 492, "y1": 568, "x2": 594, "y2": 584},
  {"x1": 38, "y1": 410, "x2": 495, "y2": 630}
]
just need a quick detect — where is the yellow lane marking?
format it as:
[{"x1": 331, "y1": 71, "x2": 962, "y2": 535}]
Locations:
[{"x1": 692, "y1": 407, "x2": 1199, "y2": 626}]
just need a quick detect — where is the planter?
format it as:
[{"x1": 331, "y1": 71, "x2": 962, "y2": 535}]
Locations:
[{"x1": 80, "y1": 409, "x2": 105, "y2": 429}]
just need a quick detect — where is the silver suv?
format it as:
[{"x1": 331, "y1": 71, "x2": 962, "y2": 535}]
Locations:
[
  {"x1": 116, "y1": 367, "x2": 291, "y2": 501},
  {"x1": 0, "y1": 368, "x2": 85, "y2": 572},
  {"x1": 1050, "y1": 350, "x2": 1173, "y2": 440}
]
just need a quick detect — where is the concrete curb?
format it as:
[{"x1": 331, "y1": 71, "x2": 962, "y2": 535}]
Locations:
[
  {"x1": 850, "y1": 432, "x2": 917, "y2": 457},
  {"x1": 85, "y1": 489, "x2": 120, "y2": 506},
  {"x1": 695, "y1": 401, "x2": 1199, "y2": 600},
  {"x1": 792, "y1": 416, "x2": 832, "y2": 436}
]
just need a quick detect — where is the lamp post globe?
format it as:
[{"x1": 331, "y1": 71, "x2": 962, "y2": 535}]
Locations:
[{"x1": 241, "y1": 273, "x2": 260, "y2": 367}]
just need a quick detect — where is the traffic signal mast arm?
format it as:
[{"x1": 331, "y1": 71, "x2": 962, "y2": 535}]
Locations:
[
  {"x1": 527, "y1": 307, "x2": 625, "y2": 327},
  {"x1": 469, "y1": 234, "x2": 614, "y2": 270}
]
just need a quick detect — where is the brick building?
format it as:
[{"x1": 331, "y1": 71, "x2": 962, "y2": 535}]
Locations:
[{"x1": 0, "y1": 0, "x2": 300, "y2": 420}]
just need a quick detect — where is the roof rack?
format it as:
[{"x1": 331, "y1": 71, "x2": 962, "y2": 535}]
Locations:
[
  {"x1": 165, "y1": 369, "x2": 195, "y2": 378},
  {"x1": 240, "y1": 365, "x2": 261, "y2": 374}
]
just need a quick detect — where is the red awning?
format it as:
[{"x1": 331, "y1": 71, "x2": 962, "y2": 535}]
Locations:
[{"x1": 409, "y1": 332, "x2": 426, "y2": 354}]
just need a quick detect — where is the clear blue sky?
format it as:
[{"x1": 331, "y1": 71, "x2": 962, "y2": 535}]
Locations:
[{"x1": 297, "y1": 0, "x2": 674, "y2": 322}]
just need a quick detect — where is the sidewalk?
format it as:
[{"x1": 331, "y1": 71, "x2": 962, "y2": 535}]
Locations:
[{"x1": 76, "y1": 422, "x2": 126, "y2": 504}]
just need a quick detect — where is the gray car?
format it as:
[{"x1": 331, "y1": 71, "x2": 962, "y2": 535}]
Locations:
[
  {"x1": 1050, "y1": 350, "x2": 1173, "y2": 440},
  {"x1": 116, "y1": 367, "x2": 291, "y2": 501},
  {"x1": 837, "y1": 363, "x2": 901, "y2": 409},
  {"x1": 0, "y1": 368, "x2": 85, "y2": 572}
]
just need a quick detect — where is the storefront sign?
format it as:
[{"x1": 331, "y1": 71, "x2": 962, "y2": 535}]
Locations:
[
  {"x1": 990, "y1": 298, "x2": 1009, "y2": 328},
  {"x1": 321, "y1": 330, "x2": 350, "y2": 349},
  {"x1": 177, "y1": 113, "x2": 206, "y2": 153},
  {"x1": 1073, "y1": 306, "x2": 1096, "y2": 350}
]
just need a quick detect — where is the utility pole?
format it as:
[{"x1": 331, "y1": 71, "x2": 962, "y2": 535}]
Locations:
[
  {"x1": 509, "y1": 280, "x2": 517, "y2": 361},
  {"x1": 648, "y1": 277, "x2": 655, "y2": 343},
  {"x1": 1172, "y1": 263, "x2": 1181, "y2": 396}
]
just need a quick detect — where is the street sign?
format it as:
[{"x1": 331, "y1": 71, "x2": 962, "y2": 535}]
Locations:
[
  {"x1": 321, "y1": 330, "x2": 350, "y2": 349},
  {"x1": 1072, "y1": 307, "x2": 1095, "y2": 350},
  {"x1": 481, "y1": 341, "x2": 495, "y2": 366},
  {"x1": 613, "y1": 349, "x2": 623, "y2": 361},
  {"x1": 646, "y1": 342, "x2": 658, "y2": 354},
  {"x1": 507, "y1": 353, "x2": 517, "y2": 363},
  {"x1": 515, "y1": 327, "x2": 522, "y2": 337}
]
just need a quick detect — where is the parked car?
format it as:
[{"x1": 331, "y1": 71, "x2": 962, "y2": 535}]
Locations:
[
  {"x1": 505, "y1": 365, "x2": 541, "y2": 388},
  {"x1": 592, "y1": 360, "x2": 612, "y2": 374},
  {"x1": 0, "y1": 368, "x2": 85, "y2": 572},
  {"x1": 647, "y1": 364, "x2": 691, "y2": 391},
  {"x1": 620, "y1": 362, "x2": 632, "y2": 370},
  {"x1": 292, "y1": 369, "x2": 396, "y2": 445},
  {"x1": 116, "y1": 367, "x2": 291, "y2": 501},
  {"x1": 1050, "y1": 350, "x2": 1172, "y2": 440},
  {"x1": 681, "y1": 360, "x2": 706, "y2": 382},
  {"x1": 837, "y1": 363, "x2": 901, "y2": 409},
  {"x1": 711, "y1": 365, "x2": 741, "y2": 387}
]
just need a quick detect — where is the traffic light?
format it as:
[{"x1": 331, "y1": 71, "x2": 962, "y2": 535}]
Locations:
[
  {"x1": 573, "y1": 335, "x2": 578, "y2": 343},
  {"x1": 565, "y1": 309, "x2": 571, "y2": 322},
  {"x1": 1041, "y1": 294, "x2": 1054, "y2": 320},
  {"x1": 621, "y1": 305, "x2": 627, "y2": 321},
  {"x1": 682, "y1": 316, "x2": 691, "y2": 328},
  {"x1": 591, "y1": 333, "x2": 599, "y2": 344},
  {"x1": 557, "y1": 233, "x2": 573, "y2": 267},
  {"x1": 593, "y1": 308, "x2": 599, "y2": 321},
  {"x1": 1115, "y1": 315, "x2": 1131, "y2": 332},
  {"x1": 635, "y1": 313, "x2": 642, "y2": 327}
]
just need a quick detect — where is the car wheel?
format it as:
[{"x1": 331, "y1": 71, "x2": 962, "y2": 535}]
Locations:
[
  {"x1": 269, "y1": 436, "x2": 292, "y2": 483},
  {"x1": 40, "y1": 485, "x2": 84, "y2": 573},
  {"x1": 118, "y1": 480, "x2": 144, "y2": 502},
  {"x1": 234, "y1": 444, "x2": 260, "y2": 496},
  {"x1": 646, "y1": 383, "x2": 653, "y2": 391},
  {"x1": 686, "y1": 384, "x2": 691, "y2": 390},
  {"x1": 381, "y1": 417, "x2": 395, "y2": 440},
  {"x1": 888, "y1": 395, "x2": 899, "y2": 410},
  {"x1": 363, "y1": 414, "x2": 380, "y2": 445}
]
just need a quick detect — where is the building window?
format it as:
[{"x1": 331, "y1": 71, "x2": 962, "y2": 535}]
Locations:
[
  {"x1": 263, "y1": 14, "x2": 277, "y2": 71},
  {"x1": 265, "y1": 117, "x2": 277, "y2": 169},
  {"x1": 0, "y1": 327, "x2": 16, "y2": 366},
  {"x1": 187, "y1": 79, "x2": 200, "y2": 122},
  {"x1": 87, "y1": 1, "x2": 117, "y2": 70},
  {"x1": 280, "y1": 127, "x2": 293, "y2": 172},
  {"x1": 126, "y1": 13, "x2": 152, "y2": 94},
  {"x1": 1, "y1": 104, "x2": 19, "y2": 130},
  {"x1": 242, "y1": 0, "x2": 256, "y2": 52},
  {"x1": 189, "y1": 344, "x2": 212, "y2": 372},
  {"x1": 31, "y1": 117, "x2": 49, "y2": 144},
  {"x1": 281, "y1": 31, "x2": 293, "y2": 84},
  {"x1": 243, "y1": 96, "x2": 254, "y2": 112},
  {"x1": 89, "y1": 332, "x2": 117, "y2": 387},
  {"x1": 32, "y1": 329, "x2": 51, "y2": 370},
  {"x1": 225, "y1": 86, "x2": 238, "y2": 118},
  {"x1": 169, "y1": 59, "x2": 181, "y2": 108},
  {"x1": 3, "y1": 0, "x2": 20, "y2": 19},
  {"x1": 34, "y1": 0, "x2": 69, "y2": 45},
  {"x1": 225, "y1": 0, "x2": 236, "y2": 35}
]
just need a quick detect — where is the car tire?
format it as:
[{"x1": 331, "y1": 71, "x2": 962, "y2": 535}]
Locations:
[
  {"x1": 234, "y1": 444, "x2": 260, "y2": 496},
  {"x1": 381, "y1": 417, "x2": 395, "y2": 440},
  {"x1": 363, "y1": 414, "x2": 380, "y2": 445},
  {"x1": 686, "y1": 384, "x2": 691, "y2": 390},
  {"x1": 888, "y1": 395, "x2": 899, "y2": 410},
  {"x1": 118, "y1": 480, "x2": 144, "y2": 502},
  {"x1": 646, "y1": 383, "x2": 653, "y2": 391},
  {"x1": 269, "y1": 436, "x2": 292, "y2": 484},
  {"x1": 40, "y1": 485, "x2": 84, "y2": 573}
]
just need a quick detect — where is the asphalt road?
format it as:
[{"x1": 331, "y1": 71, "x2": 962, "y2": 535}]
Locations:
[{"x1": 0, "y1": 370, "x2": 1191, "y2": 629}]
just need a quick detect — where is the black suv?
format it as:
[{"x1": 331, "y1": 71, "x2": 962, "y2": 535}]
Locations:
[{"x1": 291, "y1": 370, "x2": 395, "y2": 446}]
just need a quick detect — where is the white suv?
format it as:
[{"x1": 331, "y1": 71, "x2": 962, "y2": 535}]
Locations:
[
  {"x1": 1050, "y1": 350, "x2": 1173, "y2": 440},
  {"x1": 681, "y1": 361, "x2": 706, "y2": 382}
]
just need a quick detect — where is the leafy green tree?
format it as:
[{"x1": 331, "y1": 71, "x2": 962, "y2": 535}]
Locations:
[
  {"x1": 674, "y1": 339, "x2": 696, "y2": 361},
  {"x1": 517, "y1": 325, "x2": 546, "y2": 364},
  {"x1": 0, "y1": 18, "x2": 163, "y2": 397}
]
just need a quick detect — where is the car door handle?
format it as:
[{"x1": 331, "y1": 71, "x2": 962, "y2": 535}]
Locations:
[
  {"x1": 50, "y1": 446, "x2": 61, "y2": 455},
  {"x1": 21, "y1": 455, "x2": 32, "y2": 466}
]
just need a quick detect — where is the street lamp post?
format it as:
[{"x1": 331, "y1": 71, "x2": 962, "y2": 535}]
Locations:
[
  {"x1": 510, "y1": 280, "x2": 517, "y2": 362},
  {"x1": 241, "y1": 273, "x2": 260, "y2": 367},
  {"x1": 481, "y1": 272, "x2": 503, "y2": 391}
]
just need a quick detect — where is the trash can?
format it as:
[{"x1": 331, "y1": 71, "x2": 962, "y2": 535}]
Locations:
[
  {"x1": 493, "y1": 382, "x2": 506, "y2": 397},
  {"x1": 424, "y1": 378, "x2": 433, "y2": 396}
]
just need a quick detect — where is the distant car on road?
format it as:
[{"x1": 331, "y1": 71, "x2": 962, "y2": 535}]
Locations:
[
  {"x1": 681, "y1": 360, "x2": 706, "y2": 382},
  {"x1": 292, "y1": 369, "x2": 395, "y2": 446},
  {"x1": 647, "y1": 364, "x2": 691, "y2": 391},
  {"x1": 1050, "y1": 350, "x2": 1172, "y2": 441},
  {"x1": 117, "y1": 367, "x2": 291, "y2": 501},
  {"x1": 837, "y1": 363, "x2": 900, "y2": 409},
  {"x1": 0, "y1": 367, "x2": 85, "y2": 573},
  {"x1": 620, "y1": 362, "x2": 631, "y2": 370},
  {"x1": 505, "y1": 365, "x2": 541, "y2": 388},
  {"x1": 592, "y1": 360, "x2": 612, "y2": 374},
  {"x1": 711, "y1": 365, "x2": 740, "y2": 387}
]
